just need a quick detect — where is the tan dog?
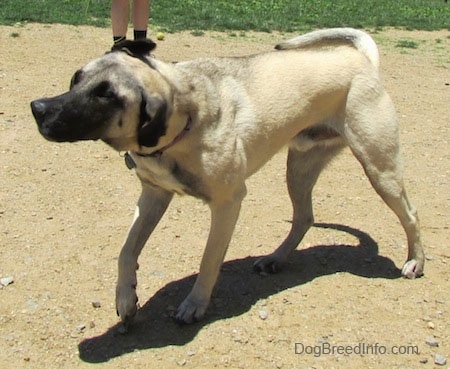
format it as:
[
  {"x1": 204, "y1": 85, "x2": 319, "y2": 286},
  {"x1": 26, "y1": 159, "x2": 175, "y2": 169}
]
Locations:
[{"x1": 30, "y1": 28, "x2": 424, "y2": 326}]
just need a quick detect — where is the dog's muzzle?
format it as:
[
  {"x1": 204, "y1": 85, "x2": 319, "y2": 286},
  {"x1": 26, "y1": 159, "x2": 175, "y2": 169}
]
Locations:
[
  {"x1": 31, "y1": 97, "x2": 66, "y2": 142},
  {"x1": 31, "y1": 93, "x2": 106, "y2": 143}
]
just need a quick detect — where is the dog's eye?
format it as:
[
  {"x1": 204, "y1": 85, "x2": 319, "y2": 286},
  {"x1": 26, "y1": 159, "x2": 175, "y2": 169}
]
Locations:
[{"x1": 92, "y1": 81, "x2": 115, "y2": 99}]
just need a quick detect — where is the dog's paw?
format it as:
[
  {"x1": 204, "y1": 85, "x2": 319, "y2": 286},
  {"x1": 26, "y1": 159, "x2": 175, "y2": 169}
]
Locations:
[
  {"x1": 174, "y1": 296, "x2": 208, "y2": 324},
  {"x1": 401, "y1": 259, "x2": 424, "y2": 279},
  {"x1": 253, "y1": 255, "x2": 285, "y2": 274},
  {"x1": 116, "y1": 284, "x2": 139, "y2": 323}
]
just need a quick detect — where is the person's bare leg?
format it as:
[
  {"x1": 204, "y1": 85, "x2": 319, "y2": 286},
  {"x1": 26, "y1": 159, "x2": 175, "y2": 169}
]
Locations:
[
  {"x1": 132, "y1": 0, "x2": 149, "y2": 39},
  {"x1": 111, "y1": 0, "x2": 130, "y2": 42}
]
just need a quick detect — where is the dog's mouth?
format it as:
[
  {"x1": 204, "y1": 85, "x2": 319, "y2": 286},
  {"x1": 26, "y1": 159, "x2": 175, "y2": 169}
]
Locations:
[{"x1": 38, "y1": 126, "x2": 101, "y2": 143}]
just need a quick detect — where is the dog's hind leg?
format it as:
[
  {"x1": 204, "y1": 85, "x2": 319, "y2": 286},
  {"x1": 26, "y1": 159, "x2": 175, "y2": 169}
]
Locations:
[
  {"x1": 254, "y1": 138, "x2": 343, "y2": 273},
  {"x1": 344, "y1": 91, "x2": 424, "y2": 278}
]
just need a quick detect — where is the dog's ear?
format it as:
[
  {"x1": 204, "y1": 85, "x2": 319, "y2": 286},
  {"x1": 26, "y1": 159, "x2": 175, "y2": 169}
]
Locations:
[
  {"x1": 111, "y1": 39, "x2": 157, "y2": 56},
  {"x1": 138, "y1": 91, "x2": 168, "y2": 147}
]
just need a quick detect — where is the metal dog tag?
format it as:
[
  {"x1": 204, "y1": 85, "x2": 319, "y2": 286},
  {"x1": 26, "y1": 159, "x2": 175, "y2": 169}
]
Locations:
[{"x1": 124, "y1": 152, "x2": 136, "y2": 169}]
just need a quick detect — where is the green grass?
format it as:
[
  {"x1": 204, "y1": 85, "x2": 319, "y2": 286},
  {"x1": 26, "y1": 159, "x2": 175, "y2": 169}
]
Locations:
[
  {"x1": 0, "y1": 0, "x2": 449, "y2": 32},
  {"x1": 396, "y1": 40, "x2": 420, "y2": 49}
]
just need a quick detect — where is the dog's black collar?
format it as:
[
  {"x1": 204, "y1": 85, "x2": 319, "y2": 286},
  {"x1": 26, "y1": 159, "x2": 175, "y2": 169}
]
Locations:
[{"x1": 124, "y1": 116, "x2": 192, "y2": 169}]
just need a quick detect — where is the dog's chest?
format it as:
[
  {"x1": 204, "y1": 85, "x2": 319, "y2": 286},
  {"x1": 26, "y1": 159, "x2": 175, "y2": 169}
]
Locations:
[
  {"x1": 129, "y1": 153, "x2": 206, "y2": 199},
  {"x1": 131, "y1": 154, "x2": 186, "y2": 194}
]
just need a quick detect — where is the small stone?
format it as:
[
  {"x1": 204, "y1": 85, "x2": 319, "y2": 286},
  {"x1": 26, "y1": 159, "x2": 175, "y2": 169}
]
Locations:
[
  {"x1": 0, "y1": 276, "x2": 14, "y2": 287},
  {"x1": 91, "y1": 301, "x2": 101, "y2": 308},
  {"x1": 76, "y1": 324, "x2": 86, "y2": 332},
  {"x1": 427, "y1": 321, "x2": 435, "y2": 329},
  {"x1": 434, "y1": 354, "x2": 447, "y2": 366},
  {"x1": 419, "y1": 357, "x2": 428, "y2": 364},
  {"x1": 425, "y1": 337, "x2": 439, "y2": 347},
  {"x1": 258, "y1": 310, "x2": 268, "y2": 320}
]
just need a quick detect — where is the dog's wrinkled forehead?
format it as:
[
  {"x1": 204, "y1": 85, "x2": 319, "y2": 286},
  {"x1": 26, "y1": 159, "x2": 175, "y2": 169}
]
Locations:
[
  {"x1": 70, "y1": 57, "x2": 117, "y2": 90},
  {"x1": 70, "y1": 39, "x2": 157, "y2": 89},
  {"x1": 70, "y1": 52, "x2": 145, "y2": 91}
]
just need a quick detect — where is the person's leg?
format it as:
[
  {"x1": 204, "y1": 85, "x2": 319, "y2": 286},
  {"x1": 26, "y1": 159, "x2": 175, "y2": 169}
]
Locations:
[
  {"x1": 111, "y1": 0, "x2": 130, "y2": 43},
  {"x1": 132, "y1": 0, "x2": 150, "y2": 39}
]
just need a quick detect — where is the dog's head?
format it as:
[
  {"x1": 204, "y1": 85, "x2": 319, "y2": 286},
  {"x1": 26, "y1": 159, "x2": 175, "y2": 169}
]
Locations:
[{"x1": 30, "y1": 39, "x2": 178, "y2": 152}]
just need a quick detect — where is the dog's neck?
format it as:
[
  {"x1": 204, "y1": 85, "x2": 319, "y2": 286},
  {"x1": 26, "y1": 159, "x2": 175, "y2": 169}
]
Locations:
[{"x1": 124, "y1": 116, "x2": 192, "y2": 169}]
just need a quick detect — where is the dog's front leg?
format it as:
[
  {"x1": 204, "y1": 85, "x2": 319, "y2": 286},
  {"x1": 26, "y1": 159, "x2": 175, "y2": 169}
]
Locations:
[
  {"x1": 116, "y1": 184, "x2": 173, "y2": 324},
  {"x1": 175, "y1": 189, "x2": 246, "y2": 324}
]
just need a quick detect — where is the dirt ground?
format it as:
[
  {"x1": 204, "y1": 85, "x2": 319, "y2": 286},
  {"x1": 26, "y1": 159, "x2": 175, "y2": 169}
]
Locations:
[{"x1": 0, "y1": 23, "x2": 449, "y2": 369}]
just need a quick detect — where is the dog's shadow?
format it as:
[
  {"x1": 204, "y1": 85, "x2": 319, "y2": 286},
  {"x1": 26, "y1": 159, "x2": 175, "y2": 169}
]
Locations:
[{"x1": 78, "y1": 223, "x2": 401, "y2": 363}]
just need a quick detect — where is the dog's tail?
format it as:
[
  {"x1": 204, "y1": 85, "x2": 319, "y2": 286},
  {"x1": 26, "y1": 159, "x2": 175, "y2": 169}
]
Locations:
[{"x1": 275, "y1": 28, "x2": 380, "y2": 69}]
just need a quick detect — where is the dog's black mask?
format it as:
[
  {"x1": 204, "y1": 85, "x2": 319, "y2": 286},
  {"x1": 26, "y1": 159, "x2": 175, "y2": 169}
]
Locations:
[
  {"x1": 30, "y1": 39, "x2": 162, "y2": 147},
  {"x1": 30, "y1": 80, "x2": 123, "y2": 143}
]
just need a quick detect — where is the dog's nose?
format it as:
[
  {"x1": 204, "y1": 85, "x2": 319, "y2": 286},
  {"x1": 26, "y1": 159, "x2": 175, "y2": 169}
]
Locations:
[
  {"x1": 30, "y1": 99, "x2": 51, "y2": 123},
  {"x1": 30, "y1": 99, "x2": 47, "y2": 123}
]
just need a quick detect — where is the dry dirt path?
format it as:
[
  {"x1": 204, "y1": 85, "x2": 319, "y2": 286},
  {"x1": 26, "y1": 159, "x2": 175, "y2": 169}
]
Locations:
[{"x1": 0, "y1": 24, "x2": 449, "y2": 368}]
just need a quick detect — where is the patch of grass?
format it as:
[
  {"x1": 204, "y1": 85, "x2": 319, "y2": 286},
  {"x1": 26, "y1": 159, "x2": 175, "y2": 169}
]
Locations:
[
  {"x1": 396, "y1": 40, "x2": 420, "y2": 49},
  {"x1": 0, "y1": 0, "x2": 109, "y2": 27},
  {"x1": 0, "y1": 0, "x2": 448, "y2": 32},
  {"x1": 190, "y1": 30, "x2": 205, "y2": 37}
]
